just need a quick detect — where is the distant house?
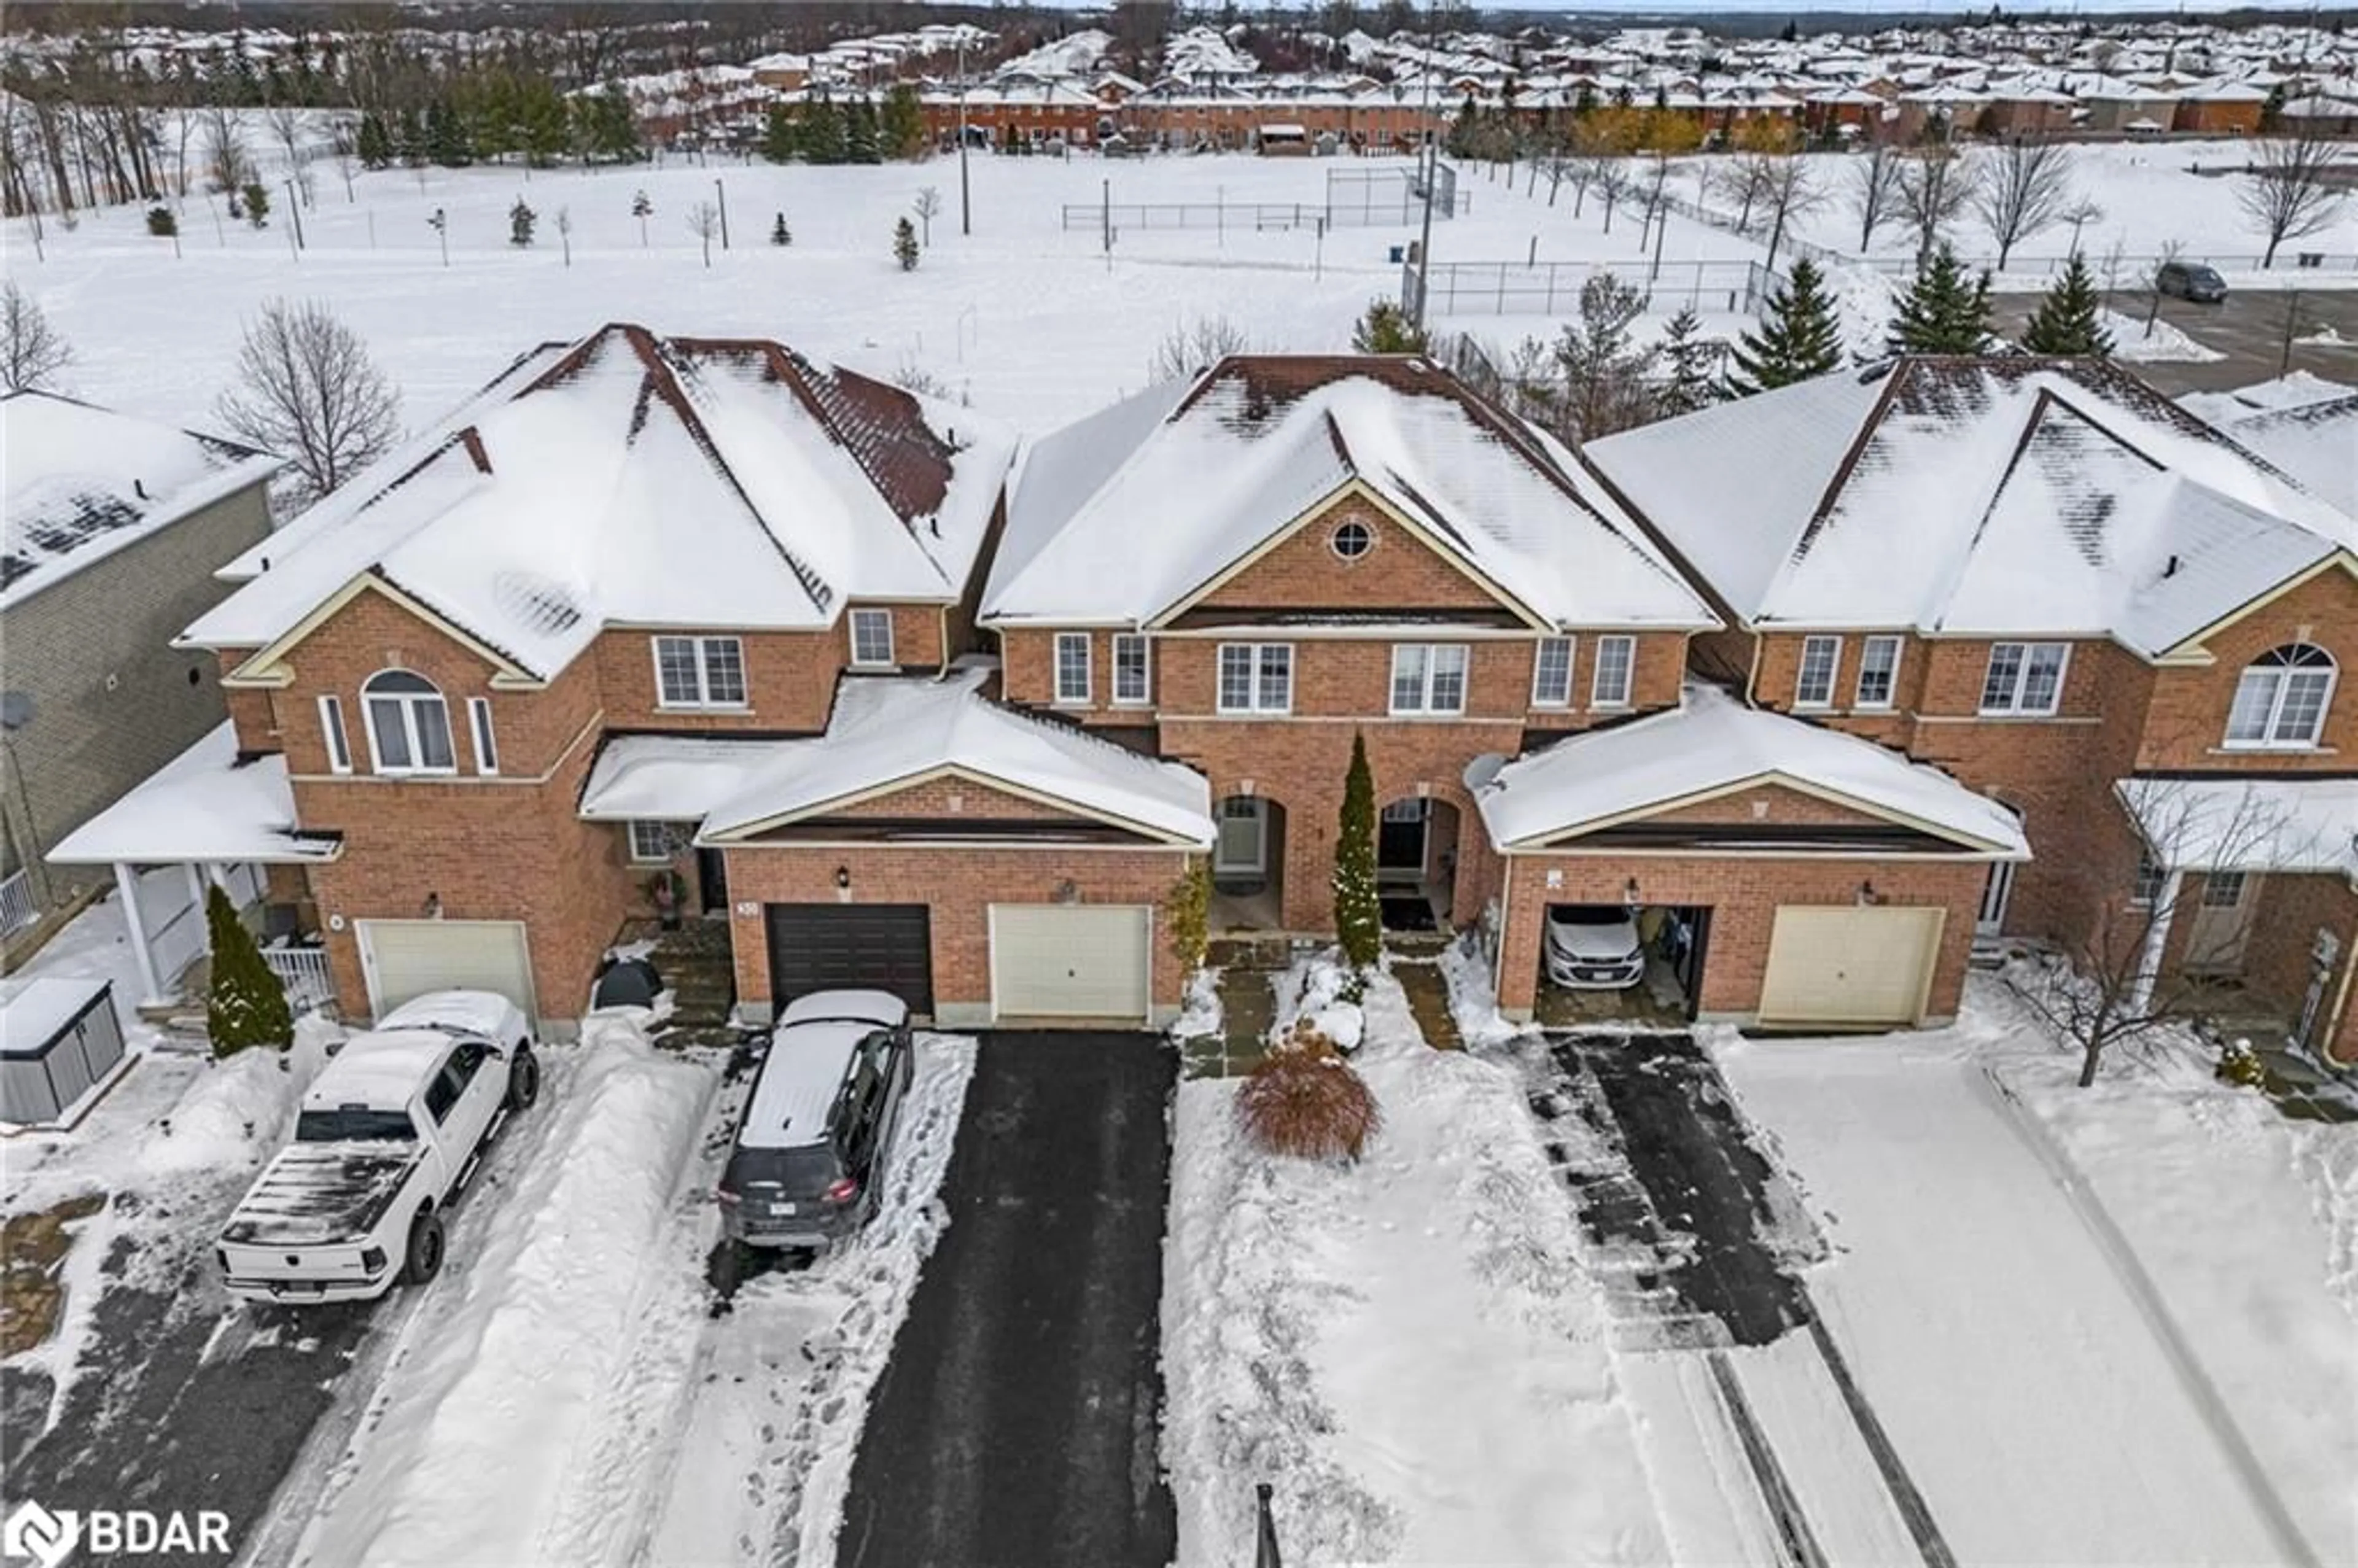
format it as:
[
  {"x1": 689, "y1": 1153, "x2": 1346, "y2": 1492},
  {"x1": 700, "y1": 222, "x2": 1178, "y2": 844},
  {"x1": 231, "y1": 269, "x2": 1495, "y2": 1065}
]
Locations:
[{"x1": 0, "y1": 392, "x2": 281, "y2": 955}]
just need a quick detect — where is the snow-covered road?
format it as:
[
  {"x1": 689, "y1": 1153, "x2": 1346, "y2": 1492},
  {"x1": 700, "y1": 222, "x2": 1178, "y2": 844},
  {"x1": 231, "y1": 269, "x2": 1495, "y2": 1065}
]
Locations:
[{"x1": 1719, "y1": 1037, "x2": 2295, "y2": 1567}]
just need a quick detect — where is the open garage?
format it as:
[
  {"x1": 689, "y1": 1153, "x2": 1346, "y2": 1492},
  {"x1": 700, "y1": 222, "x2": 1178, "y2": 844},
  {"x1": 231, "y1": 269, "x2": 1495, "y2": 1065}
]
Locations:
[{"x1": 1535, "y1": 901, "x2": 1711, "y2": 1027}]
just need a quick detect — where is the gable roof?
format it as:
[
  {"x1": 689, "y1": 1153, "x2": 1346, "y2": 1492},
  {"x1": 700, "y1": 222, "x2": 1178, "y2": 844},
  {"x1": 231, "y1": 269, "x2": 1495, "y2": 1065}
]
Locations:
[
  {"x1": 2, "y1": 391, "x2": 279, "y2": 611},
  {"x1": 1471, "y1": 683, "x2": 2029, "y2": 855},
  {"x1": 2177, "y1": 381, "x2": 2358, "y2": 519},
  {"x1": 982, "y1": 355, "x2": 1718, "y2": 631},
  {"x1": 1584, "y1": 357, "x2": 2357, "y2": 656},
  {"x1": 696, "y1": 670, "x2": 1214, "y2": 846},
  {"x1": 178, "y1": 325, "x2": 1016, "y2": 681}
]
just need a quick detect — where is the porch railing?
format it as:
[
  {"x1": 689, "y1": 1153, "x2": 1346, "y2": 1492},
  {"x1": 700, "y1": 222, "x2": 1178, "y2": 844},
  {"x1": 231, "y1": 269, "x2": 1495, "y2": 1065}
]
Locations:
[
  {"x1": 0, "y1": 869, "x2": 37, "y2": 936},
  {"x1": 262, "y1": 945, "x2": 336, "y2": 1010}
]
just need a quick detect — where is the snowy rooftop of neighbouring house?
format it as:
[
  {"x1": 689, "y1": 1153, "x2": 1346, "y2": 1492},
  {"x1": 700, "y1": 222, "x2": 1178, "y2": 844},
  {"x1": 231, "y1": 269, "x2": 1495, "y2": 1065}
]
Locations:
[
  {"x1": 2115, "y1": 777, "x2": 2358, "y2": 879},
  {"x1": 1, "y1": 391, "x2": 278, "y2": 611},
  {"x1": 2176, "y1": 378, "x2": 2358, "y2": 518},
  {"x1": 1471, "y1": 684, "x2": 2029, "y2": 854},
  {"x1": 47, "y1": 720, "x2": 339, "y2": 866},
  {"x1": 739, "y1": 1019, "x2": 874, "y2": 1150},
  {"x1": 177, "y1": 326, "x2": 1016, "y2": 680},
  {"x1": 983, "y1": 357, "x2": 1718, "y2": 631},
  {"x1": 303, "y1": 1029, "x2": 453, "y2": 1112},
  {"x1": 2177, "y1": 372, "x2": 2353, "y2": 424},
  {"x1": 696, "y1": 672, "x2": 1215, "y2": 846},
  {"x1": 0, "y1": 976, "x2": 112, "y2": 1056},
  {"x1": 1583, "y1": 357, "x2": 2358, "y2": 654}
]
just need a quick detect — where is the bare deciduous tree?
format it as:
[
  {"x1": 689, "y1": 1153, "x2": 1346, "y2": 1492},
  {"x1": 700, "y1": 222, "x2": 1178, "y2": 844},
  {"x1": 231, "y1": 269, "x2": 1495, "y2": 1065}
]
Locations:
[
  {"x1": 1148, "y1": 313, "x2": 1253, "y2": 383},
  {"x1": 1846, "y1": 143, "x2": 1906, "y2": 253},
  {"x1": 214, "y1": 300, "x2": 400, "y2": 508},
  {"x1": 1897, "y1": 146, "x2": 1977, "y2": 263},
  {"x1": 1, "y1": 281, "x2": 74, "y2": 392},
  {"x1": 1974, "y1": 139, "x2": 2076, "y2": 271},
  {"x1": 200, "y1": 105, "x2": 251, "y2": 195},
  {"x1": 1590, "y1": 155, "x2": 1636, "y2": 234},
  {"x1": 912, "y1": 185, "x2": 943, "y2": 246},
  {"x1": 685, "y1": 199, "x2": 720, "y2": 268},
  {"x1": 2236, "y1": 133, "x2": 2349, "y2": 269},
  {"x1": 1755, "y1": 157, "x2": 1823, "y2": 271}
]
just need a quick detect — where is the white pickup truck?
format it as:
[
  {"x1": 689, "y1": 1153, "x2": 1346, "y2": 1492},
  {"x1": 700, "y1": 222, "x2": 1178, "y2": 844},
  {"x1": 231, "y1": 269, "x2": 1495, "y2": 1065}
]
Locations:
[{"x1": 217, "y1": 991, "x2": 539, "y2": 1305}]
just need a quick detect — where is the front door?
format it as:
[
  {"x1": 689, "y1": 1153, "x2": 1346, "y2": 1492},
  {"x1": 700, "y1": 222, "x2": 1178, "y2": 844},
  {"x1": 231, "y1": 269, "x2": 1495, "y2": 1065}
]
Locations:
[
  {"x1": 2185, "y1": 871, "x2": 2258, "y2": 972},
  {"x1": 696, "y1": 847, "x2": 729, "y2": 915},
  {"x1": 1378, "y1": 800, "x2": 1428, "y2": 883},
  {"x1": 1977, "y1": 860, "x2": 2016, "y2": 937},
  {"x1": 1215, "y1": 798, "x2": 1266, "y2": 877}
]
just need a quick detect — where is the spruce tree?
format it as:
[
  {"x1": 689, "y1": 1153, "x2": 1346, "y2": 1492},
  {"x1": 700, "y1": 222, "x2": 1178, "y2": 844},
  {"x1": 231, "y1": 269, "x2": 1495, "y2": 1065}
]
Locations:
[
  {"x1": 1351, "y1": 298, "x2": 1428, "y2": 354},
  {"x1": 845, "y1": 98, "x2": 881, "y2": 165},
  {"x1": 761, "y1": 104, "x2": 797, "y2": 164},
  {"x1": 357, "y1": 111, "x2": 392, "y2": 169},
  {"x1": 508, "y1": 197, "x2": 536, "y2": 247},
  {"x1": 1729, "y1": 257, "x2": 1845, "y2": 395},
  {"x1": 769, "y1": 211, "x2": 793, "y2": 246},
  {"x1": 2021, "y1": 251, "x2": 2114, "y2": 357},
  {"x1": 1886, "y1": 242, "x2": 1994, "y2": 355},
  {"x1": 893, "y1": 215, "x2": 919, "y2": 271},
  {"x1": 204, "y1": 884, "x2": 294, "y2": 1057},
  {"x1": 801, "y1": 99, "x2": 847, "y2": 165},
  {"x1": 1657, "y1": 307, "x2": 1722, "y2": 416},
  {"x1": 1333, "y1": 732, "x2": 1382, "y2": 971},
  {"x1": 881, "y1": 84, "x2": 926, "y2": 160}
]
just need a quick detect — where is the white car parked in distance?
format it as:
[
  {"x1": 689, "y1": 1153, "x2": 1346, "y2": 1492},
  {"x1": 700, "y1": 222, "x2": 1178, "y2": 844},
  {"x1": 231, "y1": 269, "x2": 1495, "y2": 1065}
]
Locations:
[
  {"x1": 217, "y1": 991, "x2": 539, "y2": 1305},
  {"x1": 1544, "y1": 906, "x2": 1647, "y2": 990}
]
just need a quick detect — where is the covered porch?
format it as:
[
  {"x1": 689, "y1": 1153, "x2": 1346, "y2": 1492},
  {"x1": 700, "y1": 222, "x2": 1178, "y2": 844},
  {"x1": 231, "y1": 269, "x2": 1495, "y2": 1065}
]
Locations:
[{"x1": 47, "y1": 722, "x2": 341, "y2": 1012}]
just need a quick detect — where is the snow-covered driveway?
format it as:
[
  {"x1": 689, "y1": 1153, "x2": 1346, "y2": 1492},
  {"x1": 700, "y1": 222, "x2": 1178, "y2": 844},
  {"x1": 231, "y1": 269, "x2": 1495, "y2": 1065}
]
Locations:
[{"x1": 1719, "y1": 1037, "x2": 2295, "y2": 1567}]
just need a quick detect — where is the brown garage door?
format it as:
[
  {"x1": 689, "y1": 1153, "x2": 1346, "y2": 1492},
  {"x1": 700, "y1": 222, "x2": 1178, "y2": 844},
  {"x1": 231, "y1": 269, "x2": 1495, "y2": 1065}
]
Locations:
[{"x1": 764, "y1": 903, "x2": 933, "y2": 1016}]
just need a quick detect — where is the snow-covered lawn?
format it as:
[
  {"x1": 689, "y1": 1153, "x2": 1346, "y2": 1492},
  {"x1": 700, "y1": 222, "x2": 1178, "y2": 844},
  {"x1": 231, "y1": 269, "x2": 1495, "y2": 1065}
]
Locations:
[
  {"x1": 1714, "y1": 1005, "x2": 2345, "y2": 1567},
  {"x1": 1162, "y1": 961, "x2": 1665, "y2": 1566}
]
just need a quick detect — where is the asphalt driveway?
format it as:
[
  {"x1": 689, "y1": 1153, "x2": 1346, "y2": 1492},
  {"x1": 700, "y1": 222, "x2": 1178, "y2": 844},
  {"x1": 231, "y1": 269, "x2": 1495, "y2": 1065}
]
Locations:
[{"x1": 836, "y1": 1032, "x2": 1177, "y2": 1568}]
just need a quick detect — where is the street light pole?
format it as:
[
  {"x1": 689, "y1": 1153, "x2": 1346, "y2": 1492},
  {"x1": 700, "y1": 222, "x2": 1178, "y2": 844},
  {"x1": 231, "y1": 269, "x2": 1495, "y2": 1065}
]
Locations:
[
  {"x1": 714, "y1": 177, "x2": 730, "y2": 249},
  {"x1": 1410, "y1": 4, "x2": 1440, "y2": 334}
]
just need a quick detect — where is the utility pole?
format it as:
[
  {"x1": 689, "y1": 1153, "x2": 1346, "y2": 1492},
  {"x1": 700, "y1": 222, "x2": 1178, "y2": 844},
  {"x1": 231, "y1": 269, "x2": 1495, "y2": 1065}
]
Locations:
[
  {"x1": 714, "y1": 177, "x2": 729, "y2": 249},
  {"x1": 284, "y1": 180, "x2": 305, "y2": 249},
  {"x1": 1410, "y1": 4, "x2": 1441, "y2": 335},
  {"x1": 959, "y1": 31, "x2": 972, "y2": 236}
]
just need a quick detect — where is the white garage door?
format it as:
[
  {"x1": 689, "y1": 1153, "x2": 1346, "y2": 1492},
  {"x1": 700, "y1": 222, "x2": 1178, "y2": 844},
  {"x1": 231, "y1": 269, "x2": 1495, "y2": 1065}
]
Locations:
[
  {"x1": 357, "y1": 918, "x2": 537, "y2": 1021},
  {"x1": 1757, "y1": 906, "x2": 1945, "y2": 1028},
  {"x1": 990, "y1": 905, "x2": 1151, "y2": 1021}
]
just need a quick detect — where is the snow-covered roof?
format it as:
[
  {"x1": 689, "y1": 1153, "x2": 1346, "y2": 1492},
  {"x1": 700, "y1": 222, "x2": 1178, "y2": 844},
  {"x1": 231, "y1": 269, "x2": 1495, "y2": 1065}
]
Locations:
[
  {"x1": 1472, "y1": 684, "x2": 2029, "y2": 855},
  {"x1": 1585, "y1": 357, "x2": 2357, "y2": 655},
  {"x1": 984, "y1": 357, "x2": 1718, "y2": 632},
  {"x1": 2177, "y1": 378, "x2": 2358, "y2": 519},
  {"x1": 578, "y1": 735, "x2": 801, "y2": 822},
  {"x1": 2177, "y1": 371, "x2": 2353, "y2": 423},
  {"x1": 2116, "y1": 777, "x2": 2357, "y2": 879},
  {"x1": 48, "y1": 721, "x2": 339, "y2": 866},
  {"x1": 2, "y1": 391, "x2": 278, "y2": 611},
  {"x1": 693, "y1": 672, "x2": 1214, "y2": 846},
  {"x1": 179, "y1": 327, "x2": 1016, "y2": 681},
  {"x1": 0, "y1": 976, "x2": 112, "y2": 1055}
]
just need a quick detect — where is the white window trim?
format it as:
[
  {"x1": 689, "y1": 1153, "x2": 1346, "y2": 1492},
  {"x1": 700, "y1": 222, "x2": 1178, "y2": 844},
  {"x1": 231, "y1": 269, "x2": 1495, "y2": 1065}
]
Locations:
[
  {"x1": 2223, "y1": 658, "x2": 2335, "y2": 750},
  {"x1": 361, "y1": 675, "x2": 457, "y2": 777},
  {"x1": 1794, "y1": 635, "x2": 1842, "y2": 710},
  {"x1": 1112, "y1": 633, "x2": 1152, "y2": 706},
  {"x1": 1855, "y1": 635, "x2": 1902, "y2": 711},
  {"x1": 468, "y1": 697, "x2": 499, "y2": 776},
  {"x1": 1053, "y1": 632, "x2": 1093, "y2": 706},
  {"x1": 651, "y1": 635, "x2": 749, "y2": 711},
  {"x1": 1591, "y1": 635, "x2": 1636, "y2": 709},
  {"x1": 318, "y1": 694, "x2": 352, "y2": 775},
  {"x1": 1979, "y1": 641, "x2": 2072, "y2": 717},
  {"x1": 848, "y1": 608, "x2": 896, "y2": 669},
  {"x1": 1531, "y1": 636, "x2": 1575, "y2": 708},
  {"x1": 1216, "y1": 643, "x2": 1294, "y2": 715},
  {"x1": 1389, "y1": 643, "x2": 1469, "y2": 716},
  {"x1": 627, "y1": 821, "x2": 675, "y2": 864}
]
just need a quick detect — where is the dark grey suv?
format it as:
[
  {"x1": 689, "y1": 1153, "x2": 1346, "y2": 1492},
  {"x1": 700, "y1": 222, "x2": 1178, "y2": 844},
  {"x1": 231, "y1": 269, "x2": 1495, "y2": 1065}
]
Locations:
[
  {"x1": 2156, "y1": 260, "x2": 2227, "y2": 303},
  {"x1": 717, "y1": 990, "x2": 913, "y2": 1251}
]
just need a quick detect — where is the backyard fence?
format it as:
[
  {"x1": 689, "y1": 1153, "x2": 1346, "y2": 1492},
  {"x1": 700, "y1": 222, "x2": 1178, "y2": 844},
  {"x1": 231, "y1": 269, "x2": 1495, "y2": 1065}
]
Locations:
[{"x1": 1059, "y1": 159, "x2": 1469, "y2": 234}]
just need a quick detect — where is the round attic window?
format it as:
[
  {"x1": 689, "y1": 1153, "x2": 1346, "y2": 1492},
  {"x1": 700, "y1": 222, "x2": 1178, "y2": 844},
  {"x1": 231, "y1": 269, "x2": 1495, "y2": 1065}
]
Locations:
[{"x1": 1329, "y1": 519, "x2": 1374, "y2": 561}]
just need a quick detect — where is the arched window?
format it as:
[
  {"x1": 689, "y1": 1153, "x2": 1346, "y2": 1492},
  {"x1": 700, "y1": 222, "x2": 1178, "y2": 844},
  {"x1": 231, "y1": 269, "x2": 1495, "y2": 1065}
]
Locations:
[
  {"x1": 362, "y1": 670, "x2": 456, "y2": 774},
  {"x1": 2224, "y1": 643, "x2": 2335, "y2": 748}
]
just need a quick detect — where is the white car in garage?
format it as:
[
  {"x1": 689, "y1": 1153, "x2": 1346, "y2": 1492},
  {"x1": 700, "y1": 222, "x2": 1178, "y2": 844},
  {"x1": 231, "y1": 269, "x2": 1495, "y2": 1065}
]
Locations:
[{"x1": 1544, "y1": 906, "x2": 1646, "y2": 990}]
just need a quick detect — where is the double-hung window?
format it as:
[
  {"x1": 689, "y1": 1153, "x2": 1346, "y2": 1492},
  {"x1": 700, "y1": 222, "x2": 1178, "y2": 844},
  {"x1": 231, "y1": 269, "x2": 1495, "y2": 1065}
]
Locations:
[
  {"x1": 1795, "y1": 635, "x2": 1842, "y2": 709},
  {"x1": 1053, "y1": 632, "x2": 1092, "y2": 704},
  {"x1": 362, "y1": 670, "x2": 456, "y2": 775},
  {"x1": 1591, "y1": 635, "x2": 1635, "y2": 708},
  {"x1": 1855, "y1": 635, "x2": 1902, "y2": 710},
  {"x1": 1112, "y1": 634, "x2": 1151, "y2": 705},
  {"x1": 1217, "y1": 643, "x2": 1293, "y2": 713},
  {"x1": 1979, "y1": 642, "x2": 2070, "y2": 716},
  {"x1": 1530, "y1": 637, "x2": 1574, "y2": 708},
  {"x1": 653, "y1": 635, "x2": 747, "y2": 708},
  {"x1": 849, "y1": 608, "x2": 895, "y2": 669},
  {"x1": 1390, "y1": 645, "x2": 1469, "y2": 715}
]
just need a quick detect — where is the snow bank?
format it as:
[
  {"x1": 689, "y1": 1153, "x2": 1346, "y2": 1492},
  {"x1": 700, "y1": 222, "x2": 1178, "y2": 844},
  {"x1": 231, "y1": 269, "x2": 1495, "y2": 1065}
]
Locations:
[
  {"x1": 134, "y1": 1014, "x2": 342, "y2": 1184},
  {"x1": 298, "y1": 1026, "x2": 715, "y2": 1568},
  {"x1": 1436, "y1": 926, "x2": 1524, "y2": 1048},
  {"x1": 1269, "y1": 951, "x2": 1364, "y2": 1053},
  {"x1": 1163, "y1": 968, "x2": 1663, "y2": 1566},
  {"x1": 2101, "y1": 309, "x2": 2227, "y2": 363},
  {"x1": 1170, "y1": 967, "x2": 1223, "y2": 1041}
]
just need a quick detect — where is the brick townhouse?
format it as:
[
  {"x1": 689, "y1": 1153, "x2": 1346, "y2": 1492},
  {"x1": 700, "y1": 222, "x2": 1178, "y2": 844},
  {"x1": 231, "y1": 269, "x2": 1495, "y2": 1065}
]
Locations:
[{"x1": 52, "y1": 342, "x2": 2354, "y2": 1060}]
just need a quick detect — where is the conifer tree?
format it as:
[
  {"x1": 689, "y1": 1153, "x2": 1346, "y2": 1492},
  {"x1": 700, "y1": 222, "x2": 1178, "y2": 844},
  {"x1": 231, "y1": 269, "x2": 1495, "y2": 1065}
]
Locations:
[
  {"x1": 508, "y1": 197, "x2": 536, "y2": 247},
  {"x1": 800, "y1": 98, "x2": 847, "y2": 165},
  {"x1": 1351, "y1": 298, "x2": 1428, "y2": 354},
  {"x1": 881, "y1": 84, "x2": 926, "y2": 160},
  {"x1": 1333, "y1": 733, "x2": 1382, "y2": 971},
  {"x1": 205, "y1": 884, "x2": 294, "y2": 1056},
  {"x1": 1657, "y1": 307, "x2": 1723, "y2": 416},
  {"x1": 769, "y1": 211, "x2": 793, "y2": 246},
  {"x1": 893, "y1": 215, "x2": 919, "y2": 270},
  {"x1": 2020, "y1": 250, "x2": 2114, "y2": 357},
  {"x1": 761, "y1": 104, "x2": 798, "y2": 164},
  {"x1": 357, "y1": 111, "x2": 392, "y2": 169},
  {"x1": 1886, "y1": 242, "x2": 1994, "y2": 355},
  {"x1": 846, "y1": 98, "x2": 882, "y2": 164},
  {"x1": 1729, "y1": 257, "x2": 1845, "y2": 395}
]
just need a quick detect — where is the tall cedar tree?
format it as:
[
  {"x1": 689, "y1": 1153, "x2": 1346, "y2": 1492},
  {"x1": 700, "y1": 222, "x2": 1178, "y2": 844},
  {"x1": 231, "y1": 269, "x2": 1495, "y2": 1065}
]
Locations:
[
  {"x1": 1729, "y1": 258, "x2": 1844, "y2": 395},
  {"x1": 1351, "y1": 298, "x2": 1427, "y2": 353},
  {"x1": 1657, "y1": 308, "x2": 1722, "y2": 416},
  {"x1": 2020, "y1": 251, "x2": 2114, "y2": 357},
  {"x1": 1333, "y1": 732, "x2": 1382, "y2": 970},
  {"x1": 205, "y1": 884, "x2": 294, "y2": 1055},
  {"x1": 1886, "y1": 243, "x2": 1993, "y2": 355},
  {"x1": 893, "y1": 215, "x2": 920, "y2": 271}
]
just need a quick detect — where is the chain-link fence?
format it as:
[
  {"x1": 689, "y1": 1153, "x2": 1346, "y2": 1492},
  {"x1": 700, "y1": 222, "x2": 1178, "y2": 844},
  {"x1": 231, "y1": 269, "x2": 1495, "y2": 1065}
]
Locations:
[{"x1": 1403, "y1": 255, "x2": 1780, "y2": 317}]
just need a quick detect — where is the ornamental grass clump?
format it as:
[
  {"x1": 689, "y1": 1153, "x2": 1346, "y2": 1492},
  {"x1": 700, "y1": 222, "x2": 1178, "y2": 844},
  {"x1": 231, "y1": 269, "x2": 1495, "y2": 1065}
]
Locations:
[{"x1": 1235, "y1": 1022, "x2": 1381, "y2": 1163}]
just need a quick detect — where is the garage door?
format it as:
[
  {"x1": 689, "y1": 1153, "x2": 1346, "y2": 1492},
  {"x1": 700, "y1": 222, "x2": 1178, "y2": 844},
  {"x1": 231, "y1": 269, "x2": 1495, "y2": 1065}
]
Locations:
[
  {"x1": 357, "y1": 918, "x2": 537, "y2": 1020},
  {"x1": 766, "y1": 903, "x2": 933, "y2": 1015},
  {"x1": 1757, "y1": 906, "x2": 1945, "y2": 1028},
  {"x1": 990, "y1": 905, "x2": 1151, "y2": 1021}
]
